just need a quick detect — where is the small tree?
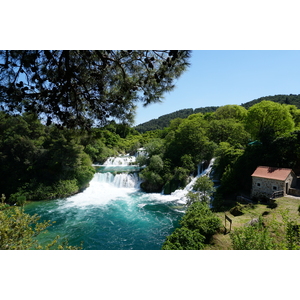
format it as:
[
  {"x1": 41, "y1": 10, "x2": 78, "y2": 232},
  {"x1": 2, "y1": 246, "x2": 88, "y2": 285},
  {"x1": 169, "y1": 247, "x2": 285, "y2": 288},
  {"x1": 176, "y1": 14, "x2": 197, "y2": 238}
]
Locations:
[
  {"x1": 186, "y1": 176, "x2": 215, "y2": 206},
  {"x1": 16, "y1": 195, "x2": 26, "y2": 208},
  {"x1": 0, "y1": 205, "x2": 81, "y2": 250},
  {"x1": 162, "y1": 227, "x2": 205, "y2": 250}
]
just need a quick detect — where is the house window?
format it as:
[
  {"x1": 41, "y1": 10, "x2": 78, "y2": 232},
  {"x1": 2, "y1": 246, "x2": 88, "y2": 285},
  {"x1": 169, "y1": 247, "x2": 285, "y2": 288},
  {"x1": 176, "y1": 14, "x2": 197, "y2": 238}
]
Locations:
[
  {"x1": 257, "y1": 183, "x2": 261, "y2": 187},
  {"x1": 273, "y1": 186, "x2": 277, "y2": 191}
]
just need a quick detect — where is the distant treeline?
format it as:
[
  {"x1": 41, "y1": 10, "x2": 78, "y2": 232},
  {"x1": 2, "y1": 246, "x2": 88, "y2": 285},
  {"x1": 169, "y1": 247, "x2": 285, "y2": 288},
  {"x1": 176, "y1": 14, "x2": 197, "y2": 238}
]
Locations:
[
  {"x1": 135, "y1": 107, "x2": 219, "y2": 133},
  {"x1": 241, "y1": 94, "x2": 300, "y2": 109},
  {"x1": 135, "y1": 94, "x2": 300, "y2": 133}
]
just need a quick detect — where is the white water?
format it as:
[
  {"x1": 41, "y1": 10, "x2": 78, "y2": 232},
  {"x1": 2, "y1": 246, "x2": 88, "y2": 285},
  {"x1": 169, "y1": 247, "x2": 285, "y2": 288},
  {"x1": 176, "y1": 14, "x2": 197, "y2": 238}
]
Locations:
[
  {"x1": 25, "y1": 157, "x2": 215, "y2": 249},
  {"x1": 95, "y1": 172, "x2": 140, "y2": 188},
  {"x1": 103, "y1": 155, "x2": 136, "y2": 166},
  {"x1": 144, "y1": 158, "x2": 215, "y2": 204},
  {"x1": 64, "y1": 157, "x2": 214, "y2": 209}
]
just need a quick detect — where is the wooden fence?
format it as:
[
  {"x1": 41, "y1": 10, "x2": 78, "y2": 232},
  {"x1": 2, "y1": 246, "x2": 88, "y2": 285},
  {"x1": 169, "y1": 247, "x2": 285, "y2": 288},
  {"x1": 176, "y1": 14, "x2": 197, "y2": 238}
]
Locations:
[{"x1": 271, "y1": 190, "x2": 284, "y2": 199}]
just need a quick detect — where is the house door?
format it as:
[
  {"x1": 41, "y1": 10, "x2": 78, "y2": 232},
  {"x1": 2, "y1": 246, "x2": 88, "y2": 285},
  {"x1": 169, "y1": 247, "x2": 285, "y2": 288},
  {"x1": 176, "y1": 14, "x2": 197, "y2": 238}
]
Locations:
[{"x1": 286, "y1": 182, "x2": 289, "y2": 194}]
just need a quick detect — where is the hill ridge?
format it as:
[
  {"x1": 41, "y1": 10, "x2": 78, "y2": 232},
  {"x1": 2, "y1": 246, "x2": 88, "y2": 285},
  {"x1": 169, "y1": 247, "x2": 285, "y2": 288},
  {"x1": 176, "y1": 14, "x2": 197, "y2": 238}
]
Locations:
[{"x1": 134, "y1": 94, "x2": 300, "y2": 133}]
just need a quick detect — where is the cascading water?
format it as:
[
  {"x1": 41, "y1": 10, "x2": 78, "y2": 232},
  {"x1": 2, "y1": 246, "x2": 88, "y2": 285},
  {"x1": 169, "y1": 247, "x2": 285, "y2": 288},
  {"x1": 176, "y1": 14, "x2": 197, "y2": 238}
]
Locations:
[
  {"x1": 95, "y1": 172, "x2": 139, "y2": 188},
  {"x1": 103, "y1": 155, "x2": 136, "y2": 166},
  {"x1": 24, "y1": 156, "x2": 215, "y2": 250}
]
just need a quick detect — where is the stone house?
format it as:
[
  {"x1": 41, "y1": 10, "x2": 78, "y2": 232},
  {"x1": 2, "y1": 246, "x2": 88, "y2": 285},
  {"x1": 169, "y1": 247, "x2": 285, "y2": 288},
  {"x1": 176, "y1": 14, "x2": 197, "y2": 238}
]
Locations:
[{"x1": 251, "y1": 166, "x2": 297, "y2": 199}]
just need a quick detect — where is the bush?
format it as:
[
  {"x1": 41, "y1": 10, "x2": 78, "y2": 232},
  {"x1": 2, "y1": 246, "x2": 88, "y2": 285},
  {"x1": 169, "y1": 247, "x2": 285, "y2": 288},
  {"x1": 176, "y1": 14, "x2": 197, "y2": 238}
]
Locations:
[
  {"x1": 162, "y1": 201, "x2": 221, "y2": 249},
  {"x1": 162, "y1": 227, "x2": 205, "y2": 250},
  {"x1": 230, "y1": 217, "x2": 277, "y2": 250},
  {"x1": 0, "y1": 206, "x2": 81, "y2": 250},
  {"x1": 180, "y1": 201, "x2": 221, "y2": 240}
]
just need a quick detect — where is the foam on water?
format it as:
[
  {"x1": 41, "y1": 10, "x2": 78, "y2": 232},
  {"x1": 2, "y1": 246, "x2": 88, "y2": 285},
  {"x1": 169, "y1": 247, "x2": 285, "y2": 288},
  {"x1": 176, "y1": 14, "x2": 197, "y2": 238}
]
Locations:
[{"x1": 103, "y1": 155, "x2": 136, "y2": 166}]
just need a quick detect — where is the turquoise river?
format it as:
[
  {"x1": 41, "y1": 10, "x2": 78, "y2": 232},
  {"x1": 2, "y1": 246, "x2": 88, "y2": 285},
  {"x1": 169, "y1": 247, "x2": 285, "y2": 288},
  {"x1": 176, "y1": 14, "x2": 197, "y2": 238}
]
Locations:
[{"x1": 24, "y1": 157, "x2": 213, "y2": 250}]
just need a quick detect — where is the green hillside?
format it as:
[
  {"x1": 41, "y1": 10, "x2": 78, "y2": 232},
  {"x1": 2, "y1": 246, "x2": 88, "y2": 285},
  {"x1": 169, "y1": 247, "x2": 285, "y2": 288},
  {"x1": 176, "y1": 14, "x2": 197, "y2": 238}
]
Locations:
[
  {"x1": 135, "y1": 94, "x2": 300, "y2": 133},
  {"x1": 241, "y1": 94, "x2": 300, "y2": 109},
  {"x1": 135, "y1": 107, "x2": 218, "y2": 133}
]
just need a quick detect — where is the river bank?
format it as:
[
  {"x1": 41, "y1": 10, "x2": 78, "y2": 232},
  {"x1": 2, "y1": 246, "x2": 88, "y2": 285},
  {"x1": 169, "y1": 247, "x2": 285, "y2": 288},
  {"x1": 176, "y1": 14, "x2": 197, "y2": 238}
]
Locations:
[{"x1": 205, "y1": 196, "x2": 300, "y2": 250}]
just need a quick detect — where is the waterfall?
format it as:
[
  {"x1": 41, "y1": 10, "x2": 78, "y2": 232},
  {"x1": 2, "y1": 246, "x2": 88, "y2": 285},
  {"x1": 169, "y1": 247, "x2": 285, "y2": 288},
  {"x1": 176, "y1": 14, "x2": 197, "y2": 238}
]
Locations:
[
  {"x1": 95, "y1": 172, "x2": 139, "y2": 188},
  {"x1": 24, "y1": 156, "x2": 215, "y2": 249},
  {"x1": 147, "y1": 158, "x2": 216, "y2": 205},
  {"x1": 184, "y1": 158, "x2": 215, "y2": 192},
  {"x1": 103, "y1": 155, "x2": 136, "y2": 166}
]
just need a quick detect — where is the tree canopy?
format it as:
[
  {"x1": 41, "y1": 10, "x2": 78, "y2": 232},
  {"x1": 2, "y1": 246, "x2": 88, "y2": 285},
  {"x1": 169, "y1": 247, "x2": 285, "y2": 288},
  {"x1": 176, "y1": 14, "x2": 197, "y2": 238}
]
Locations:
[
  {"x1": 0, "y1": 50, "x2": 191, "y2": 128},
  {"x1": 245, "y1": 100, "x2": 294, "y2": 140}
]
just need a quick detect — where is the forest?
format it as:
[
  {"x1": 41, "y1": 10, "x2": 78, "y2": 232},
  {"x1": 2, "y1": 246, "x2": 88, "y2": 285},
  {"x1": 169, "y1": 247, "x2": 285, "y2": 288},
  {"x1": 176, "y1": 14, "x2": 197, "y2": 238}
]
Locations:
[
  {"x1": 2, "y1": 96, "x2": 300, "y2": 205},
  {"x1": 2, "y1": 96, "x2": 300, "y2": 249},
  {"x1": 2, "y1": 51, "x2": 300, "y2": 250},
  {"x1": 134, "y1": 94, "x2": 300, "y2": 133}
]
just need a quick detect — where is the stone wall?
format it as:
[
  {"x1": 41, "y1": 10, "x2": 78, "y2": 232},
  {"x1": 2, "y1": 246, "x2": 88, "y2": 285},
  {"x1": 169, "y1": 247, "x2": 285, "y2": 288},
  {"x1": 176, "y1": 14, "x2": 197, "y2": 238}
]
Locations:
[
  {"x1": 289, "y1": 188, "x2": 300, "y2": 196},
  {"x1": 251, "y1": 172, "x2": 297, "y2": 199},
  {"x1": 252, "y1": 177, "x2": 284, "y2": 198}
]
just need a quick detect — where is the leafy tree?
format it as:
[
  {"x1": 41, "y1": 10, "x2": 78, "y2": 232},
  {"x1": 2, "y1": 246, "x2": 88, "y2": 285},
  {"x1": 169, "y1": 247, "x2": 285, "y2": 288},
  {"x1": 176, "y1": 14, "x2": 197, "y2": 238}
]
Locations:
[
  {"x1": 213, "y1": 104, "x2": 247, "y2": 121},
  {"x1": 0, "y1": 50, "x2": 191, "y2": 128},
  {"x1": 162, "y1": 227, "x2": 205, "y2": 250},
  {"x1": 185, "y1": 176, "x2": 215, "y2": 207},
  {"x1": 207, "y1": 118, "x2": 250, "y2": 146},
  {"x1": 180, "y1": 154, "x2": 194, "y2": 173},
  {"x1": 0, "y1": 112, "x2": 95, "y2": 201},
  {"x1": 144, "y1": 138, "x2": 165, "y2": 157},
  {"x1": 0, "y1": 203, "x2": 81, "y2": 249},
  {"x1": 180, "y1": 201, "x2": 221, "y2": 239},
  {"x1": 162, "y1": 201, "x2": 221, "y2": 249},
  {"x1": 245, "y1": 100, "x2": 294, "y2": 140},
  {"x1": 165, "y1": 113, "x2": 215, "y2": 165},
  {"x1": 285, "y1": 104, "x2": 300, "y2": 129},
  {"x1": 193, "y1": 176, "x2": 215, "y2": 202},
  {"x1": 139, "y1": 169, "x2": 164, "y2": 192},
  {"x1": 148, "y1": 155, "x2": 164, "y2": 172}
]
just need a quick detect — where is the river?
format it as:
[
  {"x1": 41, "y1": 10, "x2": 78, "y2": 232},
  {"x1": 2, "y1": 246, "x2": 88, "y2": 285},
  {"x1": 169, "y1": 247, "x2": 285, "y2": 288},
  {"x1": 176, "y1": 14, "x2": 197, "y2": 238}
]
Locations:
[{"x1": 24, "y1": 156, "x2": 214, "y2": 250}]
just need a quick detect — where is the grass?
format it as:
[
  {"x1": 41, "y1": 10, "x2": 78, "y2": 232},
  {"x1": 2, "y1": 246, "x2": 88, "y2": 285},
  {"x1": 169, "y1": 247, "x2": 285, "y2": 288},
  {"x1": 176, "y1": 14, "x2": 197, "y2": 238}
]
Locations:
[{"x1": 205, "y1": 196, "x2": 300, "y2": 250}]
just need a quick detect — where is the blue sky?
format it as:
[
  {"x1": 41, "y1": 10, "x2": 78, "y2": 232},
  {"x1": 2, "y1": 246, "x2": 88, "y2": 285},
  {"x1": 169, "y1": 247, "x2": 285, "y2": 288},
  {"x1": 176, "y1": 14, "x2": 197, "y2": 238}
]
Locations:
[{"x1": 134, "y1": 50, "x2": 300, "y2": 125}]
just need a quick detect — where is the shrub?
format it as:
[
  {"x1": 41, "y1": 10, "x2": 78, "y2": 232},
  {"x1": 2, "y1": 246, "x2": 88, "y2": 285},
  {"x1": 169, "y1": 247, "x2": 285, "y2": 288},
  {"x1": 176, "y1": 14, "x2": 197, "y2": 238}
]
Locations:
[
  {"x1": 180, "y1": 201, "x2": 221, "y2": 240},
  {"x1": 230, "y1": 216, "x2": 276, "y2": 250},
  {"x1": 162, "y1": 201, "x2": 222, "y2": 249},
  {"x1": 162, "y1": 227, "x2": 205, "y2": 250},
  {"x1": 0, "y1": 206, "x2": 81, "y2": 250}
]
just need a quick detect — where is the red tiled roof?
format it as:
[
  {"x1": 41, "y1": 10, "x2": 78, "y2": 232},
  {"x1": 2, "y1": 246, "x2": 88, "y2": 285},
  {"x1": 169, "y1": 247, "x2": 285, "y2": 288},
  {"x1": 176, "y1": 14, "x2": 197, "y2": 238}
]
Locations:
[{"x1": 251, "y1": 166, "x2": 293, "y2": 181}]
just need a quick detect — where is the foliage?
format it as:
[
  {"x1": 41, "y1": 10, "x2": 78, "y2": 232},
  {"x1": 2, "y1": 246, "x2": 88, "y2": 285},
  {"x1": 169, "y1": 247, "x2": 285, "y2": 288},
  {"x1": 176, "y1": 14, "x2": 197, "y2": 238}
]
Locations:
[
  {"x1": 0, "y1": 50, "x2": 191, "y2": 128},
  {"x1": 186, "y1": 176, "x2": 215, "y2": 206},
  {"x1": 193, "y1": 176, "x2": 215, "y2": 201},
  {"x1": 213, "y1": 104, "x2": 248, "y2": 121},
  {"x1": 140, "y1": 155, "x2": 165, "y2": 192},
  {"x1": 144, "y1": 138, "x2": 165, "y2": 157},
  {"x1": 230, "y1": 211, "x2": 300, "y2": 250},
  {"x1": 230, "y1": 217, "x2": 276, "y2": 250},
  {"x1": 180, "y1": 201, "x2": 221, "y2": 238},
  {"x1": 0, "y1": 203, "x2": 81, "y2": 249},
  {"x1": 162, "y1": 227, "x2": 205, "y2": 250},
  {"x1": 245, "y1": 100, "x2": 295, "y2": 140},
  {"x1": 136, "y1": 94, "x2": 300, "y2": 133},
  {"x1": 241, "y1": 94, "x2": 300, "y2": 110},
  {"x1": 162, "y1": 201, "x2": 221, "y2": 249},
  {"x1": 207, "y1": 118, "x2": 250, "y2": 146},
  {"x1": 0, "y1": 113, "x2": 95, "y2": 201},
  {"x1": 165, "y1": 113, "x2": 215, "y2": 165},
  {"x1": 135, "y1": 107, "x2": 219, "y2": 133}
]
